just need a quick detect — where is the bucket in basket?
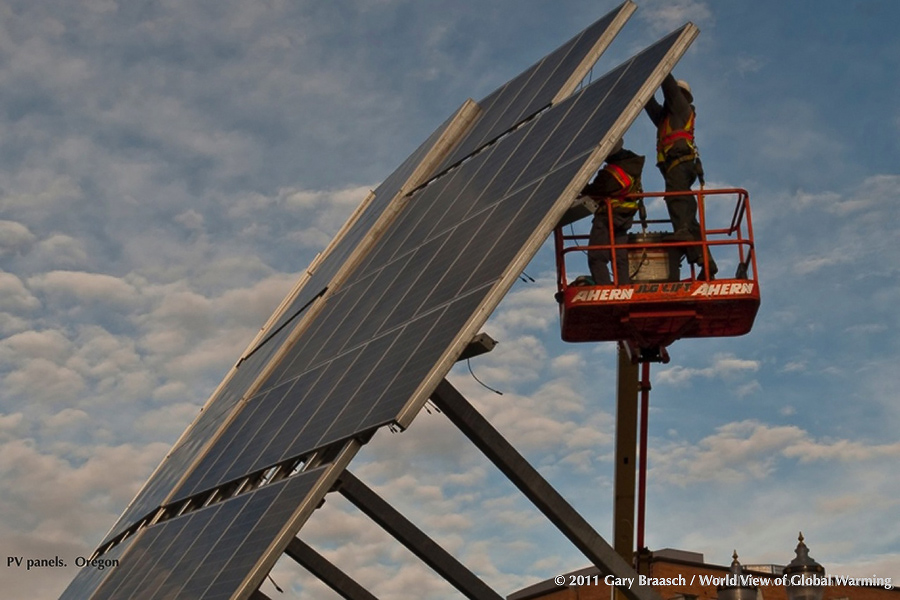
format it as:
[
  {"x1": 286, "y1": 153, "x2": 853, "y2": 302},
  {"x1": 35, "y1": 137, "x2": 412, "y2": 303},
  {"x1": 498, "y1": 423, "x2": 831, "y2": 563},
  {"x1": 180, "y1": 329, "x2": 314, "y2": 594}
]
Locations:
[{"x1": 627, "y1": 232, "x2": 680, "y2": 282}]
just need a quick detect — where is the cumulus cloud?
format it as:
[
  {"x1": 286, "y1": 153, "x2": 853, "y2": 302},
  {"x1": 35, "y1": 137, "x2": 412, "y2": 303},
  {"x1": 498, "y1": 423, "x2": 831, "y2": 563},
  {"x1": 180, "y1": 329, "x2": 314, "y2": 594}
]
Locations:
[
  {"x1": 656, "y1": 353, "x2": 760, "y2": 385},
  {"x1": 27, "y1": 270, "x2": 141, "y2": 310},
  {"x1": 639, "y1": 0, "x2": 714, "y2": 35},
  {"x1": 33, "y1": 234, "x2": 90, "y2": 269},
  {"x1": 486, "y1": 274, "x2": 559, "y2": 337},
  {"x1": 0, "y1": 271, "x2": 41, "y2": 313},
  {"x1": 0, "y1": 412, "x2": 25, "y2": 440},
  {"x1": 173, "y1": 209, "x2": 205, "y2": 232},
  {"x1": 0, "y1": 220, "x2": 37, "y2": 255},
  {"x1": 652, "y1": 420, "x2": 900, "y2": 487},
  {"x1": 3, "y1": 358, "x2": 87, "y2": 406}
]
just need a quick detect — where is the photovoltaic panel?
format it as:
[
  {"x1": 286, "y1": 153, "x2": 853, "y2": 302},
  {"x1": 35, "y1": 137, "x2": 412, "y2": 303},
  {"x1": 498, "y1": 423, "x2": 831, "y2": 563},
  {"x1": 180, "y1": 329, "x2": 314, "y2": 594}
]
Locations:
[
  {"x1": 96, "y1": 91, "x2": 477, "y2": 547},
  {"x1": 167, "y1": 25, "x2": 697, "y2": 504},
  {"x1": 59, "y1": 538, "x2": 135, "y2": 600},
  {"x1": 62, "y1": 9, "x2": 700, "y2": 599},
  {"x1": 435, "y1": 0, "x2": 635, "y2": 172},
  {"x1": 96, "y1": 4, "x2": 637, "y2": 550},
  {"x1": 85, "y1": 468, "x2": 326, "y2": 600},
  {"x1": 104, "y1": 6, "x2": 638, "y2": 522}
]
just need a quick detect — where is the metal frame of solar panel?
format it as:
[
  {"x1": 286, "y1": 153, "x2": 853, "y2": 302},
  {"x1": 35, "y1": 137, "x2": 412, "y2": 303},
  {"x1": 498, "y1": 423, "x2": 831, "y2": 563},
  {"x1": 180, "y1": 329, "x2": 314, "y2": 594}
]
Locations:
[{"x1": 61, "y1": 3, "x2": 701, "y2": 598}]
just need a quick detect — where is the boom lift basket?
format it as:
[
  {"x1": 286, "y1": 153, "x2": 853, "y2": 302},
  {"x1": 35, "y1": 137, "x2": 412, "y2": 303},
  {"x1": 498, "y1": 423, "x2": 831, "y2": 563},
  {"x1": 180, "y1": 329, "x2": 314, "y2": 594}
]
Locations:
[{"x1": 556, "y1": 188, "x2": 761, "y2": 348}]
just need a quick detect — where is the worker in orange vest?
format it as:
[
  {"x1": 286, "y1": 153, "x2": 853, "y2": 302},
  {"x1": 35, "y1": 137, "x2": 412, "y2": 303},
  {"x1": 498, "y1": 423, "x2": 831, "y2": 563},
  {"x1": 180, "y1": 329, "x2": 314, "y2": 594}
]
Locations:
[
  {"x1": 582, "y1": 138, "x2": 645, "y2": 285},
  {"x1": 645, "y1": 74, "x2": 717, "y2": 280}
]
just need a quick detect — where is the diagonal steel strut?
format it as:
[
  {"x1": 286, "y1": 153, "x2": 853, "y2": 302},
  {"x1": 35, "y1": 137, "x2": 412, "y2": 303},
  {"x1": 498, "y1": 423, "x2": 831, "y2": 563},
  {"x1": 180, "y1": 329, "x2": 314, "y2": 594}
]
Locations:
[
  {"x1": 337, "y1": 470, "x2": 503, "y2": 600},
  {"x1": 430, "y1": 378, "x2": 661, "y2": 600},
  {"x1": 285, "y1": 537, "x2": 379, "y2": 600}
]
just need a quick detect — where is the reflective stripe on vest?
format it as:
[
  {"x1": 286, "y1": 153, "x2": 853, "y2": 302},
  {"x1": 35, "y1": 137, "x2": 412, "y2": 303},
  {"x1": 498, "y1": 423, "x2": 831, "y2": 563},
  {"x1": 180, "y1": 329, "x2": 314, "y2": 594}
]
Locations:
[
  {"x1": 656, "y1": 109, "x2": 696, "y2": 164},
  {"x1": 603, "y1": 163, "x2": 640, "y2": 211}
]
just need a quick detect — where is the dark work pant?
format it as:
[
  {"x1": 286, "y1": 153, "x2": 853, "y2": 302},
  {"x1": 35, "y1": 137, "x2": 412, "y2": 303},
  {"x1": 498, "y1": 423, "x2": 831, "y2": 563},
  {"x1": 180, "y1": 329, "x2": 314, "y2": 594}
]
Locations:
[
  {"x1": 588, "y1": 208, "x2": 634, "y2": 284},
  {"x1": 661, "y1": 160, "x2": 703, "y2": 265}
]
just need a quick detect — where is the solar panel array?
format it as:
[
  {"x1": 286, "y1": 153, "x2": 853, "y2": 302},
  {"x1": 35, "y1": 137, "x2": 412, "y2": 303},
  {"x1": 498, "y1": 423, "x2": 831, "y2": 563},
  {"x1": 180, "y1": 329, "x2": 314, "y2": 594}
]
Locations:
[
  {"x1": 93, "y1": 0, "x2": 637, "y2": 551},
  {"x1": 63, "y1": 468, "x2": 327, "y2": 600},
  {"x1": 62, "y1": 3, "x2": 700, "y2": 597},
  {"x1": 92, "y1": 101, "x2": 474, "y2": 550}
]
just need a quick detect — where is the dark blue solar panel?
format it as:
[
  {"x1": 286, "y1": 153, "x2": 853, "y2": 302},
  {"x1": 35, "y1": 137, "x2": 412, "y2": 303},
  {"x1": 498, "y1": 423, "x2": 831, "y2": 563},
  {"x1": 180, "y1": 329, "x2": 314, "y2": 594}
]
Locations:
[
  {"x1": 68, "y1": 11, "x2": 699, "y2": 598},
  {"x1": 85, "y1": 469, "x2": 323, "y2": 600},
  {"x1": 167, "y1": 26, "x2": 694, "y2": 503},
  {"x1": 435, "y1": 2, "x2": 632, "y2": 172},
  {"x1": 58, "y1": 537, "x2": 133, "y2": 600},
  {"x1": 96, "y1": 85, "x2": 468, "y2": 546},
  {"x1": 100, "y1": 6, "x2": 637, "y2": 544}
]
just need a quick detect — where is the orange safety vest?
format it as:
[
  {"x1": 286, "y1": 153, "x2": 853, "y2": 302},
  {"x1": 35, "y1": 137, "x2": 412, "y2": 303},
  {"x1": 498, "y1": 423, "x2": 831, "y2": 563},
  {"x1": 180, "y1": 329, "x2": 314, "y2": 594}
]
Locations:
[
  {"x1": 656, "y1": 109, "x2": 697, "y2": 165},
  {"x1": 603, "y1": 163, "x2": 641, "y2": 211}
]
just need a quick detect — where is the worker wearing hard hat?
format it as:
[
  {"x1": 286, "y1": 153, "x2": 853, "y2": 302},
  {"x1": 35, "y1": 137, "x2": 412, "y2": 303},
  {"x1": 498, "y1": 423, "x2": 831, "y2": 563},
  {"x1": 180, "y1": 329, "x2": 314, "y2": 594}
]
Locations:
[
  {"x1": 582, "y1": 138, "x2": 646, "y2": 285},
  {"x1": 645, "y1": 74, "x2": 717, "y2": 280}
]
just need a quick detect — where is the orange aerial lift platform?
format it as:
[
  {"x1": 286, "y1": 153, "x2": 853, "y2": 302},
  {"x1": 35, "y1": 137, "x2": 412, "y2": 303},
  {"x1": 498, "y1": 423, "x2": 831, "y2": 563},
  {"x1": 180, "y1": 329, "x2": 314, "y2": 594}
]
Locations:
[{"x1": 556, "y1": 188, "x2": 760, "y2": 352}]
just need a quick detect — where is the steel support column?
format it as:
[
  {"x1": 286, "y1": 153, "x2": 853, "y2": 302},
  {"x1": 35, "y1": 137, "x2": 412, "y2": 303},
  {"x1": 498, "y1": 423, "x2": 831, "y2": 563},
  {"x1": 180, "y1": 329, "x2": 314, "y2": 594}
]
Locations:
[
  {"x1": 337, "y1": 470, "x2": 503, "y2": 600},
  {"x1": 613, "y1": 343, "x2": 639, "y2": 563},
  {"x1": 430, "y1": 378, "x2": 660, "y2": 600}
]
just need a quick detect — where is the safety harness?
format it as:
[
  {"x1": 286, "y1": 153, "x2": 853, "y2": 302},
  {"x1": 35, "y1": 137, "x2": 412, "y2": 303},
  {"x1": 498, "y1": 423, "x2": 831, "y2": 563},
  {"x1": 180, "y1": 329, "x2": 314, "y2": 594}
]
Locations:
[{"x1": 656, "y1": 110, "x2": 697, "y2": 171}]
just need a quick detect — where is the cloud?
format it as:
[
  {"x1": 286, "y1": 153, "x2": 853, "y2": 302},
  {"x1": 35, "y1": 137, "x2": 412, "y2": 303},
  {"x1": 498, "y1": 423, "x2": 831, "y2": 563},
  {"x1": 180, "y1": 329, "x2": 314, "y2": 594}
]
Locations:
[
  {"x1": 173, "y1": 209, "x2": 205, "y2": 232},
  {"x1": 638, "y1": 0, "x2": 714, "y2": 35},
  {"x1": 0, "y1": 438, "x2": 170, "y2": 599},
  {"x1": 487, "y1": 274, "x2": 559, "y2": 337},
  {"x1": 734, "y1": 54, "x2": 764, "y2": 75},
  {"x1": 3, "y1": 358, "x2": 87, "y2": 406},
  {"x1": 0, "y1": 412, "x2": 24, "y2": 440},
  {"x1": 43, "y1": 407, "x2": 90, "y2": 430},
  {"x1": 652, "y1": 420, "x2": 900, "y2": 487},
  {"x1": 26, "y1": 270, "x2": 141, "y2": 310},
  {"x1": 656, "y1": 353, "x2": 760, "y2": 385},
  {"x1": 33, "y1": 234, "x2": 90, "y2": 269},
  {"x1": 0, "y1": 328, "x2": 73, "y2": 363},
  {"x1": 0, "y1": 220, "x2": 37, "y2": 255},
  {"x1": 784, "y1": 437, "x2": 900, "y2": 463},
  {"x1": 0, "y1": 271, "x2": 41, "y2": 313},
  {"x1": 0, "y1": 174, "x2": 84, "y2": 224}
]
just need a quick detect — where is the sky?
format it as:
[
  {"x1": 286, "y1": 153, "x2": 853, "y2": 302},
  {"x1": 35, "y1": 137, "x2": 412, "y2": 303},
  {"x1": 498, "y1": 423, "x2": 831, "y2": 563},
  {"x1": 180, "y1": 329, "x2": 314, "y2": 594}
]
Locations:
[{"x1": 1, "y1": 0, "x2": 898, "y2": 598}]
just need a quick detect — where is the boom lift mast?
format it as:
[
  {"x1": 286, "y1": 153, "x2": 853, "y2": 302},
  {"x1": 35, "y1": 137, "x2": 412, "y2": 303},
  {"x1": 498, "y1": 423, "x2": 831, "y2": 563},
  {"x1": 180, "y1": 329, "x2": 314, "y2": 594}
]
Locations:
[{"x1": 555, "y1": 187, "x2": 760, "y2": 568}]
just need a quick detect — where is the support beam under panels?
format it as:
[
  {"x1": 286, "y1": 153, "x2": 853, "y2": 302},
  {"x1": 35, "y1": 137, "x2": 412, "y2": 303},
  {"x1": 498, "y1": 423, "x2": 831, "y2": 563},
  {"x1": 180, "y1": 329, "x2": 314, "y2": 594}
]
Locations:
[
  {"x1": 285, "y1": 537, "x2": 379, "y2": 600},
  {"x1": 337, "y1": 470, "x2": 503, "y2": 600},
  {"x1": 429, "y1": 378, "x2": 661, "y2": 600}
]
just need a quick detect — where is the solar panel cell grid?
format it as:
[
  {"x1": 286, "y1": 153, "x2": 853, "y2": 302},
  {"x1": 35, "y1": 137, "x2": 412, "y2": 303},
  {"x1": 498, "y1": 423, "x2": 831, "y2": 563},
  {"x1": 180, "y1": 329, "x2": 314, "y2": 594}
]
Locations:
[
  {"x1": 93, "y1": 94, "x2": 474, "y2": 545},
  {"x1": 355, "y1": 288, "x2": 492, "y2": 429},
  {"x1": 63, "y1": 8, "x2": 703, "y2": 599},
  {"x1": 90, "y1": 469, "x2": 323, "y2": 600},
  {"x1": 58, "y1": 538, "x2": 133, "y2": 600},
  {"x1": 436, "y1": 3, "x2": 627, "y2": 171},
  {"x1": 167, "y1": 19, "x2": 693, "y2": 509},
  {"x1": 168, "y1": 40, "x2": 664, "y2": 498}
]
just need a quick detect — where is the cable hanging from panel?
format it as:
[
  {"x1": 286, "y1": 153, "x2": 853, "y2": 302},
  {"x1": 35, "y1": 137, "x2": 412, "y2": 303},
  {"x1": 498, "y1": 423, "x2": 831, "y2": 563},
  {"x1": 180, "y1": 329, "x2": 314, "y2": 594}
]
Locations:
[{"x1": 467, "y1": 358, "x2": 503, "y2": 395}]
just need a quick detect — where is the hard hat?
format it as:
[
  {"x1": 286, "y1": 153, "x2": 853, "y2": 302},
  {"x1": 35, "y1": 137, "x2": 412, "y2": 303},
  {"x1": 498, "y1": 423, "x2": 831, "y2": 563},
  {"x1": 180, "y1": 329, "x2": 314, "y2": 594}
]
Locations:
[{"x1": 676, "y1": 79, "x2": 693, "y2": 101}]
